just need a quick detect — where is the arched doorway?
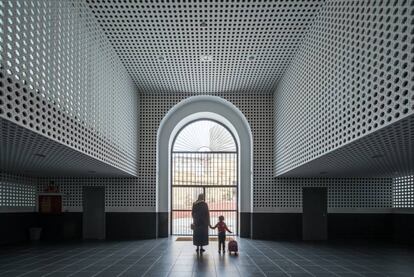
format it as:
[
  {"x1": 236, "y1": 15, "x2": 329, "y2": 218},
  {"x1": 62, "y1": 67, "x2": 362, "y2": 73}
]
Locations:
[
  {"x1": 171, "y1": 119, "x2": 239, "y2": 235},
  {"x1": 156, "y1": 95, "x2": 253, "y2": 238}
]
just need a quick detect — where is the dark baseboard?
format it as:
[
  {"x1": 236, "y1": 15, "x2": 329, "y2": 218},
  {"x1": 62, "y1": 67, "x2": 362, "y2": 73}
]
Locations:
[
  {"x1": 2, "y1": 212, "x2": 413, "y2": 244},
  {"x1": 328, "y1": 213, "x2": 392, "y2": 240},
  {"x1": 37, "y1": 213, "x2": 83, "y2": 241},
  {"x1": 393, "y1": 213, "x2": 414, "y2": 244},
  {"x1": 251, "y1": 213, "x2": 395, "y2": 241},
  {"x1": 106, "y1": 212, "x2": 157, "y2": 239},
  {"x1": 0, "y1": 213, "x2": 37, "y2": 245},
  {"x1": 252, "y1": 213, "x2": 302, "y2": 240}
]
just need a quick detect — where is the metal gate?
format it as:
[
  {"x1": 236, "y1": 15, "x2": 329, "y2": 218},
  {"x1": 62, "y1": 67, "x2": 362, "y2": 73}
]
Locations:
[{"x1": 171, "y1": 151, "x2": 238, "y2": 236}]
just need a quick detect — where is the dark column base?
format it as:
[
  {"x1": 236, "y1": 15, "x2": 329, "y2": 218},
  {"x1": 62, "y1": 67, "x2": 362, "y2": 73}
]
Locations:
[
  {"x1": 240, "y1": 212, "x2": 251, "y2": 238},
  {"x1": 157, "y1": 212, "x2": 169, "y2": 238}
]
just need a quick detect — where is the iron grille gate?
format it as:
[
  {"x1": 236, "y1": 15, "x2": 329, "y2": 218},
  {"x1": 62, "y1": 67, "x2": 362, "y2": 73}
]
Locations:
[{"x1": 171, "y1": 152, "x2": 238, "y2": 236}]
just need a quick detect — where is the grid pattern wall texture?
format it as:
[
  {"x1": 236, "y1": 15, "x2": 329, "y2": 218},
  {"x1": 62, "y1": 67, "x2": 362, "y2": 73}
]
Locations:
[
  {"x1": 274, "y1": 0, "x2": 414, "y2": 176},
  {"x1": 0, "y1": 173, "x2": 36, "y2": 211},
  {"x1": 37, "y1": 177, "x2": 154, "y2": 211},
  {"x1": 139, "y1": 93, "x2": 393, "y2": 210},
  {"x1": 0, "y1": 0, "x2": 139, "y2": 175},
  {"x1": 140, "y1": 92, "x2": 274, "y2": 209},
  {"x1": 2, "y1": 174, "x2": 393, "y2": 213},
  {"x1": 393, "y1": 175, "x2": 414, "y2": 208},
  {"x1": 86, "y1": 0, "x2": 322, "y2": 94},
  {"x1": 268, "y1": 177, "x2": 392, "y2": 210}
]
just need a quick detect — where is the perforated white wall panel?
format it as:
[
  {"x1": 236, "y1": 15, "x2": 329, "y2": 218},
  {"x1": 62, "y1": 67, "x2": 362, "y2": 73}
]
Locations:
[
  {"x1": 37, "y1": 177, "x2": 154, "y2": 212},
  {"x1": 86, "y1": 1, "x2": 322, "y2": 94},
  {"x1": 138, "y1": 93, "x2": 393, "y2": 211},
  {"x1": 0, "y1": 173, "x2": 36, "y2": 212},
  {"x1": 274, "y1": 0, "x2": 414, "y2": 176},
  {"x1": 255, "y1": 177, "x2": 392, "y2": 212},
  {"x1": 139, "y1": 92, "x2": 274, "y2": 209},
  {"x1": 393, "y1": 175, "x2": 414, "y2": 208},
  {"x1": 0, "y1": 0, "x2": 139, "y2": 176},
  {"x1": 31, "y1": 91, "x2": 393, "y2": 211}
]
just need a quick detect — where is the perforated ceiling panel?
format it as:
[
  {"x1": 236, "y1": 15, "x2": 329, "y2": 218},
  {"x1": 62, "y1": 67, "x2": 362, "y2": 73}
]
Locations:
[
  {"x1": 274, "y1": 0, "x2": 414, "y2": 176},
  {"x1": 1, "y1": 118, "x2": 132, "y2": 177},
  {"x1": 279, "y1": 114, "x2": 414, "y2": 178},
  {"x1": 86, "y1": 0, "x2": 322, "y2": 94},
  {"x1": 0, "y1": 0, "x2": 139, "y2": 176}
]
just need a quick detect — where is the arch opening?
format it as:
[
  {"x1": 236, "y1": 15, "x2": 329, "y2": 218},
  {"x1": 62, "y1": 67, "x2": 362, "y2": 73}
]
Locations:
[
  {"x1": 156, "y1": 95, "x2": 253, "y2": 238},
  {"x1": 171, "y1": 119, "x2": 239, "y2": 236}
]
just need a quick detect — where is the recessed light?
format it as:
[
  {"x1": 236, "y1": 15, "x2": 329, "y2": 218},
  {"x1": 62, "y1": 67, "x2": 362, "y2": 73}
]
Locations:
[
  {"x1": 371, "y1": 154, "x2": 384, "y2": 159},
  {"x1": 200, "y1": 55, "x2": 213, "y2": 62},
  {"x1": 34, "y1": 153, "x2": 46, "y2": 158}
]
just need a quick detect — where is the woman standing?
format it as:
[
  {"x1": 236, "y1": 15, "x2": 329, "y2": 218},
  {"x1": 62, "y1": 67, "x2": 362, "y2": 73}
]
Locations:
[{"x1": 191, "y1": 193, "x2": 210, "y2": 252}]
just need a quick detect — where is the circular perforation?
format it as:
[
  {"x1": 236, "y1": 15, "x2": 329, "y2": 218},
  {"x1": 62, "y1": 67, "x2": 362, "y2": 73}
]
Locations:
[
  {"x1": 0, "y1": 0, "x2": 139, "y2": 176},
  {"x1": 274, "y1": 0, "x2": 413, "y2": 176},
  {"x1": 393, "y1": 175, "x2": 414, "y2": 208},
  {"x1": 86, "y1": 0, "x2": 322, "y2": 94}
]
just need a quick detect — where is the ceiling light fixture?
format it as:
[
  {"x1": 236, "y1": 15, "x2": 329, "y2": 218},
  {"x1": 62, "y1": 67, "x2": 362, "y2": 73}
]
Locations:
[
  {"x1": 200, "y1": 21, "x2": 208, "y2": 27},
  {"x1": 200, "y1": 55, "x2": 213, "y2": 62},
  {"x1": 248, "y1": 55, "x2": 255, "y2": 60},
  {"x1": 158, "y1": 56, "x2": 165, "y2": 61}
]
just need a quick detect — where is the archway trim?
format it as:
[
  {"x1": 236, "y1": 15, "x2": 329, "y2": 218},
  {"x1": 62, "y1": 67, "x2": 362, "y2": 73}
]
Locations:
[{"x1": 156, "y1": 95, "x2": 253, "y2": 237}]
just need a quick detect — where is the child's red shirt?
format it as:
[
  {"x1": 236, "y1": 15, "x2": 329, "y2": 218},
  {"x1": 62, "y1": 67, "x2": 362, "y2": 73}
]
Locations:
[{"x1": 214, "y1": 221, "x2": 231, "y2": 233}]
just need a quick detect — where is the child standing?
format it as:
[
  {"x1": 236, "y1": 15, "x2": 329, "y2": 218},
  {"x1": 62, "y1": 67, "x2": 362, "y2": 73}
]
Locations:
[{"x1": 210, "y1": 215, "x2": 232, "y2": 254}]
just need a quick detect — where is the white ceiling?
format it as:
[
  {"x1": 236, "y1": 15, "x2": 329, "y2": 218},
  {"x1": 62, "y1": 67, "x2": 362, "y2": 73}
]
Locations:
[{"x1": 86, "y1": 1, "x2": 322, "y2": 94}]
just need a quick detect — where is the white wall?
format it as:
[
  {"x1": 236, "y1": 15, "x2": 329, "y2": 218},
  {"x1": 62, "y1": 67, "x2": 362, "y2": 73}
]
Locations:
[
  {"x1": 0, "y1": 0, "x2": 139, "y2": 175},
  {"x1": 274, "y1": 0, "x2": 413, "y2": 176}
]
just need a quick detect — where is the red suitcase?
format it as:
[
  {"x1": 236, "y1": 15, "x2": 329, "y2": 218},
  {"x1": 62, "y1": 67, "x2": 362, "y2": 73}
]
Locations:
[{"x1": 228, "y1": 239, "x2": 238, "y2": 255}]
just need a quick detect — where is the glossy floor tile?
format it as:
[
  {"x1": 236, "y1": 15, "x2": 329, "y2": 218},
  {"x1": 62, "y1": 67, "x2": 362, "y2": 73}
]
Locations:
[{"x1": 0, "y1": 238, "x2": 413, "y2": 277}]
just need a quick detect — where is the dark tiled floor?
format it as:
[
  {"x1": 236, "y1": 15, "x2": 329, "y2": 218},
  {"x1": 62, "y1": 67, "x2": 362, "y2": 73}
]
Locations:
[{"x1": 0, "y1": 238, "x2": 413, "y2": 277}]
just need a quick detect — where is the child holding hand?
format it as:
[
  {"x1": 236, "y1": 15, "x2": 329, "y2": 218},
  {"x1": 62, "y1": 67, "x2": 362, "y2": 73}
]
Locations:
[{"x1": 210, "y1": 215, "x2": 232, "y2": 254}]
